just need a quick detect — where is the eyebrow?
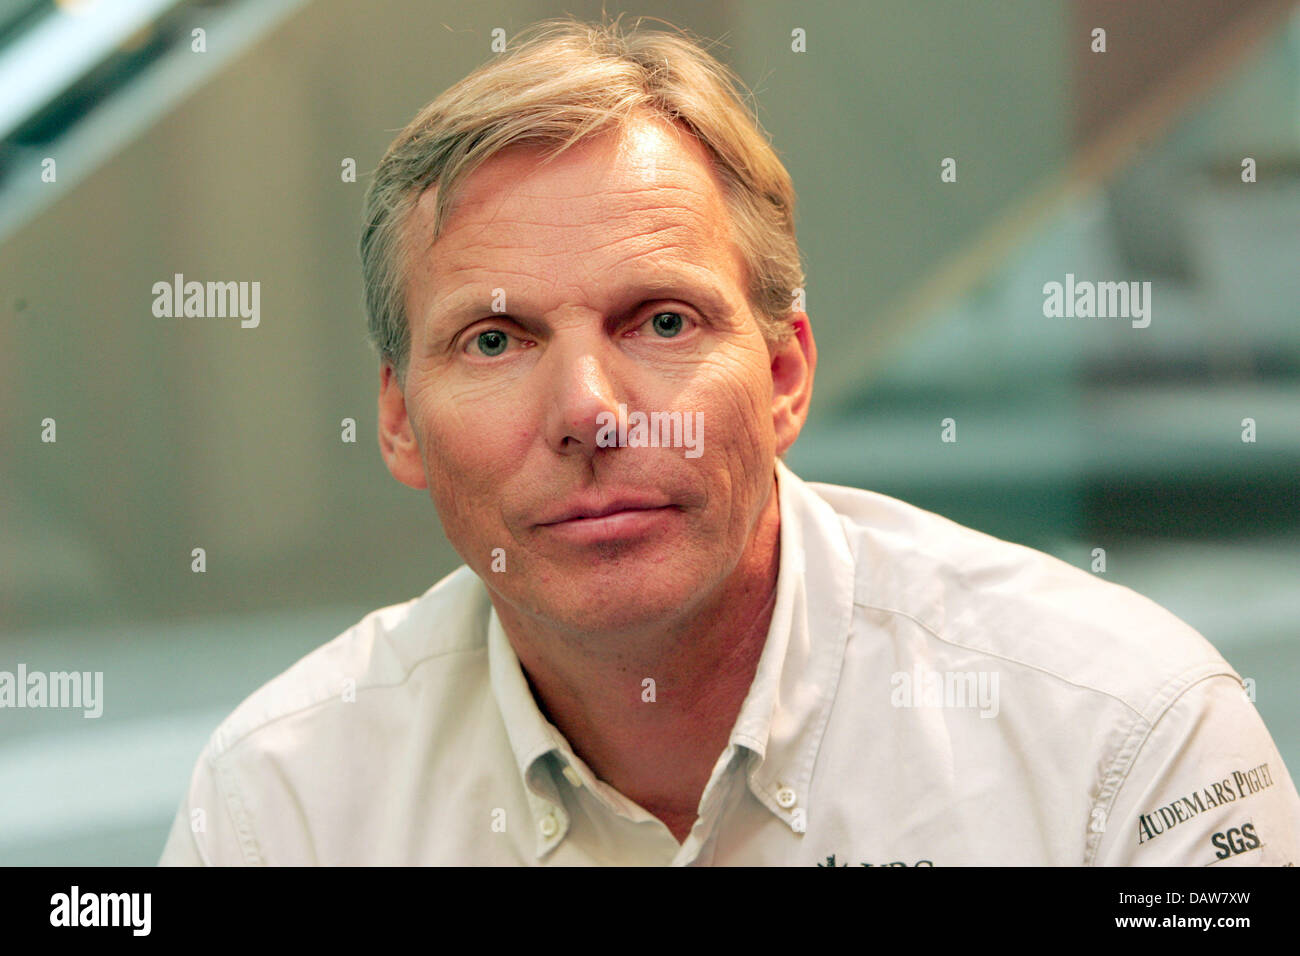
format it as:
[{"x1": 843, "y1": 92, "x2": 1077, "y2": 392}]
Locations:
[{"x1": 427, "y1": 271, "x2": 730, "y2": 331}]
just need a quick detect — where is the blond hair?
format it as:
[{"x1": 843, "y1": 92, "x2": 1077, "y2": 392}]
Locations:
[{"x1": 359, "y1": 15, "x2": 804, "y2": 382}]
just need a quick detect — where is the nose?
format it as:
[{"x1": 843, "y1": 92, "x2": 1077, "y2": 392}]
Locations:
[{"x1": 541, "y1": 331, "x2": 624, "y2": 457}]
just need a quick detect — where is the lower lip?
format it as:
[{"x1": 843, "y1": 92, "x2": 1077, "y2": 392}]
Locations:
[{"x1": 540, "y1": 507, "x2": 677, "y2": 544}]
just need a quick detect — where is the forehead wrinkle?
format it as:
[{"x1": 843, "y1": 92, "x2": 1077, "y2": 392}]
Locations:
[
  {"x1": 446, "y1": 193, "x2": 715, "y2": 241},
  {"x1": 602, "y1": 241, "x2": 719, "y2": 276},
  {"x1": 488, "y1": 174, "x2": 700, "y2": 202},
  {"x1": 448, "y1": 161, "x2": 715, "y2": 220},
  {"x1": 437, "y1": 215, "x2": 716, "y2": 278},
  {"x1": 429, "y1": 211, "x2": 741, "y2": 318}
]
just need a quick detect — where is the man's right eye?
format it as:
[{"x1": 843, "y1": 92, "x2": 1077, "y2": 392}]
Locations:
[{"x1": 469, "y1": 329, "x2": 509, "y2": 357}]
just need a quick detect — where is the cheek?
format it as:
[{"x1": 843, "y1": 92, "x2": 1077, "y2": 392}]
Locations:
[
  {"x1": 420, "y1": 401, "x2": 531, "y2": 524},
  {"x1": 694, "y1": 353, "x2": 775, "y2": 446}
]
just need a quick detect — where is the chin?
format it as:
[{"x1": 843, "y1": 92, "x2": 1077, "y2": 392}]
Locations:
[{"x1": 529, "y1": 582, "x2": 701, "y2": 636}]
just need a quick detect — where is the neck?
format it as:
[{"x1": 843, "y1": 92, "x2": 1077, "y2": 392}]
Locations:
[{"x1": 493, "y1": 477, "x2": 782, "y2": 842}]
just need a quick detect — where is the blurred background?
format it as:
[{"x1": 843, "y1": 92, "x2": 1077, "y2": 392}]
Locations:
[{"x1": 1, "y1": 0, "x2": 1297, "y2": 864}]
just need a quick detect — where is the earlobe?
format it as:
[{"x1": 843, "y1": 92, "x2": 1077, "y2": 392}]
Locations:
[
  {"x1": 377, "y1": 362, "x2": 429, "y2": 490},
  {"x1": 771, "y1": 313, "x2": 816, "y2": 457}
]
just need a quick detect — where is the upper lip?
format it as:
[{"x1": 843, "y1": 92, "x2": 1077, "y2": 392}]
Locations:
[{"x1": 538, "y1": 494, "x2": 673, "y2": 525}]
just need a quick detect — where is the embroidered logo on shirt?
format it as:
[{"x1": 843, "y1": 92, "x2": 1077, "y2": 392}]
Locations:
[
  {"x1": 1207, "y1": 821, "x2": 1262, "y2": 863},
  {"x1": 1136, "y1": 762, "x2": 1275, "y2": 846},
  {"x1": 817, "y1": 854, "x2": 934, "y2": 867}
]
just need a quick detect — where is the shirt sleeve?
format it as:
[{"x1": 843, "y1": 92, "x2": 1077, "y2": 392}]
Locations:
[
  {"x1": 157, "y1": 743, "x2": 257, "y2": 866},
  {"x1": 1095, "y1": 672, "x2": 1300, "y2": 866}
]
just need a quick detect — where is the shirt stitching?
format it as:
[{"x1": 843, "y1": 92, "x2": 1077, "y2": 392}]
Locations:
[
  {"x1": 851, "y1": 598, "x2": 1202, "y2": 721},
  {"x1": 1084, "y1": 668, "x2": 1246, "y2": 866},
  {"x1": 211, "y1": 746, "x2": 265, "y2": 865},
  {"x1": 215, "y1": 643, "x2": 487, "y2": 757}
]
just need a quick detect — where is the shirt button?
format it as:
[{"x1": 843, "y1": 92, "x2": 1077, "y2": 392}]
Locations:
[
  {"x1": 539, "y1": 811, "x2": 560, "y2": 838},
  {"x1": 776, "y1": 786, "x2": 797, "y2": 809}
]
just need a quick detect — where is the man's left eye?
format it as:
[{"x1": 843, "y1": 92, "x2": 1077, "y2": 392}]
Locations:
[
  {"x1": 470, "y1": 329, "x2": 510, "y2": 356},
  {"x1": 646, "y1": 311, "x2": 687, "y2": 338}
]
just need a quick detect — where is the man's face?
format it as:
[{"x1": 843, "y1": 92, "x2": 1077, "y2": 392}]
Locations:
[{"x1": 379, "y1": 116, "x2": 812, "y2": 636}]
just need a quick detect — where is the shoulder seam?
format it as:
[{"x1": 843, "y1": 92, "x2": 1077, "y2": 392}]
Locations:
[
  {"x1": 213, "y1": 642, "x2": 486, "y2": 757},
  {"x1": 1083, "y1": 667, "x2": 1243, "y2": 865},
  {"x1": 853, "y1": 599, "x2": 1152, "y2": 719}
]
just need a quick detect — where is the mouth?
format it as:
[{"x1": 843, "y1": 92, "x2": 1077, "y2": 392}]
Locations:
[
  {"x1": 538, "y1": 494, "x2": 674, "y2": 526},
  {"x1": 537, "y1": 501, "x2": 679, "y2": 544}
]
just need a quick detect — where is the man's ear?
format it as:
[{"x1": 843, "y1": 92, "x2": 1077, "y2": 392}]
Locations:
[
  {"x1": 377, "y1": 360, "x2": 428, "y2": 490},
  {"x1": 771, "y1": 313, "x2": 816, "y2": 457}
]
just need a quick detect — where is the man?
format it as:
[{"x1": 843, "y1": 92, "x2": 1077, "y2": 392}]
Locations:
[{"x1": 159, "y1": 17, "x2": 1300, "y2": 866}]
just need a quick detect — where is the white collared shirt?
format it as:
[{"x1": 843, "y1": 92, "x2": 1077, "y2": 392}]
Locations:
[{"x1": 158, "y1": 461, "x2": 1300, "y2": 866}]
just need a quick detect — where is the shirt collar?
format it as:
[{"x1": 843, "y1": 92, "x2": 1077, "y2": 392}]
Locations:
[
  {"x1": 486, "y1": 459, "x2": 857, "y2": 853},
  {"x1": 729, "y1": 459, "x2": 856, "y2": 829},
  {"x1": 487, "y1": 609, "x2": 573, "y2": 858}
]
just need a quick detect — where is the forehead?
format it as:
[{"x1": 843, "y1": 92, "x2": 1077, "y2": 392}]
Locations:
[{"x1": 404, "y1": 117, "x2": 745, "y2": 304}]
